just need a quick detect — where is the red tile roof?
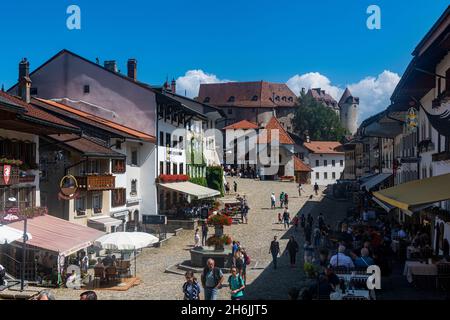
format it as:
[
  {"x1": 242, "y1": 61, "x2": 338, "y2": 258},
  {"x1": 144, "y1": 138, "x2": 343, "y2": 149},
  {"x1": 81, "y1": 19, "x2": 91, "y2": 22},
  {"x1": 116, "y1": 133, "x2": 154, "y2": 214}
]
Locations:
[
  {"x1": 258, "y1": 117, "x2": 295, "y2": 145},
  {"x1": 307, "y1": 88, "x2": 339, "y2": 109},
  {"x1": 197, "y1": 81, "x2": 297, "y2": 108},
  {"x1": 0, "y1": 91, "x2": 78, "y2": 130},
  {"x1": 35, "y1": 98, "x2": 156, "y2": 142},
  {"x1": 48, "y1": 134, "x2": 125, "y2": 158},
  {"x1": 303, "y1": 141, "x2": 343, "y2": 154},
  {"x1": 223, "y1": 120, "x2": 259, "y2": 130},
  {"x1": 294, "y1": 156, "x2": 312, "y2": 172}
]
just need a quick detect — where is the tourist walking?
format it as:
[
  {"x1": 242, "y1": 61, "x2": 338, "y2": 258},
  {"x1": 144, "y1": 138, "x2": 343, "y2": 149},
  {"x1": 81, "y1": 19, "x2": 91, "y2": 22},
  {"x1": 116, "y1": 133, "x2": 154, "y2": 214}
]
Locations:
[
  {"x1": 304, "y1": 224, "x2": 312, "y2": 243},
  {"x1": 241, "y1": 248, "x2": 250, "y2": 281},
  {"x1": 284, "y1": 193, "x2": 289, "y2": 206},
  {"x1": 201, "y1": 259, "x2": 224, "y2": 300},
  {"x1": 292, "y1": 215, "x2": 299, "y2": 232},
  {"x1": 314, "y1": 182, "x2": 319, "y2": 196},
  {"x1": 201, "y1": 222, "x2": 208, "y2": 246},
  {"x1": 270, "y1": 192, "x2": 276, "y2": 209},
  {"x1": 194, "y1": 228, "x2": 201, "y2": 248},
  {"x1": 183, "y1": 271, "x2": 201, "y2": 300},
  {"x1": 313, "y1": 227, "x2": 321, "y2": 247},
  {"x1": 233, "y1": 181, "x2": 238, "y2": 193},
  {"x1": 228, "y1": 267, "x2": 245, "y2": 300},
  {"x1": 318, "y1": 212, "x2": 325, "y2": 230},
  {"x1": 225, "y1": 182, "x2": 230, "y2": 194},
  {"x1": 282, "y1": 208, "x2": 290, "y2": 229},
  {"x1": 279, "y1": 192, "x2": 285, "y2": 208},
  {"x1": 285, "y1": 236, "x2": 299, "y2": 267},
  {"x1": 234, "y1": 249, "x2": 245, "y2": 276},
  {"x1": 303, "y1": 240, "x2": 314, "y2": 263},
  {"x1": 300, "y1": 213, "x2": 306, "y2": 229},
  {"x1": 269, "y1": 236, "x2": 280, "y2": 269},
  {"x1": 307, "y1": 213, "x2": 314, "y2": 228}
]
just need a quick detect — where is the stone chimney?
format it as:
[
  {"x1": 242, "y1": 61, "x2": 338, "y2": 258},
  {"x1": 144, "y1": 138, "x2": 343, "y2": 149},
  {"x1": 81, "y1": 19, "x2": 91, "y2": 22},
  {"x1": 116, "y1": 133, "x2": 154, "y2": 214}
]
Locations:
[
  {"x1": 171, "y1": 78, "x2": 176, "y2": 94},
  {"x1": 104, "y1": 60, "x2": 117, "y2": 72},
  {"x1": 18, "y1": 58, "x2": 32, "y2": 103},
  {"x1": 127, "y1": 59, "x2": 137, "y2": 81}
]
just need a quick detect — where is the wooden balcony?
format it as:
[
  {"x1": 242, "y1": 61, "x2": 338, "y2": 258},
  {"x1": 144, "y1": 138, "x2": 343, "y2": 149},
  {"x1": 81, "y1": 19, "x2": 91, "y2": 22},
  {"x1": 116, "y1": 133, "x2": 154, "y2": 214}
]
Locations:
[
  {"x1": 0, "y1": 165, "x2": 20, "y2": 186},
  {"x1": 432, "y1": 151, "x2": 450, "y2": 162},
  {"x1": 76, "y1": 174, "x2": 115, "y2": 191}
]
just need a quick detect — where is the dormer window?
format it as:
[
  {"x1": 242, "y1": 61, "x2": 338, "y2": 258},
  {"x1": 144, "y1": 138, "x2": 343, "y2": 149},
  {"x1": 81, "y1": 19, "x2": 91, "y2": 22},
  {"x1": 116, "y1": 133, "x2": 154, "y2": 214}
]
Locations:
[
  {"x1": 282, "y1": 96, "x2": 286, "y2": 101},
  {"x1": 84, "y1": 85, "x2": 90, "y2": 94},
  {"x1": 251, "y1": 95, "x2": 258, "y2": 101},
  {"x1": 203, "y1": 97, "x2": 210, "y2": 103},
  {"x1": 275, "y1": 96, "x2": 280, "y2": 101},
  {"x1": 228, "y1": 96, "x2": 235, "y2": 102},
  {"x1": 288, "y1": 97, "x2": 293, "y2": 102}
]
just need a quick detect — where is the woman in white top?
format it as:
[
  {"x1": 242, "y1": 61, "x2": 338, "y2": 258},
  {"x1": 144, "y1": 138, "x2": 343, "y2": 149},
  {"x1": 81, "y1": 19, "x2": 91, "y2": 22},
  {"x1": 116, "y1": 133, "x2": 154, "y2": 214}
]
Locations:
[{"x1": 194, "y1": 228, "x2": 201, "y2": 247}]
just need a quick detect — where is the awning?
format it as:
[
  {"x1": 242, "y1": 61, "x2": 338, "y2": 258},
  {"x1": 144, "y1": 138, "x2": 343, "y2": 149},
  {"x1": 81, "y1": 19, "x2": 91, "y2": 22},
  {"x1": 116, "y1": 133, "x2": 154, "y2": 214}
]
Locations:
[
  {"x1": 159, "y1": 181, "x2": 221, "y2": 199},
  {"x1": 0, "y1": 225, "x2": 32, "y2": 244},
  {"x1": 360, "y1": 173, "x2": 392, "y2": 191},
  {"x1": 371, "y1": 196, "x2": 395, "y2": 212},
  {"x1": 7, "y1": 215, "x2": 105, "y2": 256},
  {"x1": 111, "y1": 210, "x2": 129, "y2": 218},
  {"x1": 88, "y1": 215, "x2": 123, "y2": 228},
  {"x1": 373, "y1": 173, "x2": 450, "y2": 213}
]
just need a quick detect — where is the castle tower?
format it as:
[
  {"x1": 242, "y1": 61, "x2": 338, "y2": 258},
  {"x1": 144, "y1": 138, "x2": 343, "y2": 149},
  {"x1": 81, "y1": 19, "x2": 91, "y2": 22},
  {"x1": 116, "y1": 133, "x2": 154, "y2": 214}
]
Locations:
[{"x1": 338, "y1": 88, "x2": 359, "y2": 135}]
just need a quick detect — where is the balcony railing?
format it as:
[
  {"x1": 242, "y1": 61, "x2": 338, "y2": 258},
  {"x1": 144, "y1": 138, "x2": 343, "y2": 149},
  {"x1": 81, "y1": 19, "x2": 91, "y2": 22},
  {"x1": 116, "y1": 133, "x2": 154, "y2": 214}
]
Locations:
[
  {"x1": 76, "y1": 174, "x2": 115, "y2": 191},
  {"x1": 432, "y1": 151, "x2": 450, "y2": 162}
]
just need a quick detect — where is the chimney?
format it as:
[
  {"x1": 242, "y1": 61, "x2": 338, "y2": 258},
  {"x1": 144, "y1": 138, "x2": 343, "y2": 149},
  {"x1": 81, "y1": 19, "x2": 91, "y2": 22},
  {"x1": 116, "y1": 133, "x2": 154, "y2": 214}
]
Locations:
[
  {"x1": 104, "y1": 60, "x2": 117, "y2": 72},
  {"x1": 127, "y1": 59, "x2": 137, "y2": 81},
  {"x1": 18, "y1": 58, "x2": 31, "y2": 103},
  {"x1": 171, "y1": 78, "x2": 176, "y2": 94}
]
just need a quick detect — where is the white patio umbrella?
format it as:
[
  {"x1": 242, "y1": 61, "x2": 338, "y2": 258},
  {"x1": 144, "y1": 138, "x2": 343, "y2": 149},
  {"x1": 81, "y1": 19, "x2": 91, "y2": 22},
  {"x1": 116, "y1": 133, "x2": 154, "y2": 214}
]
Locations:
[
  {"x1": 0, "y1": 225, "x2": 32, "y2": 244},
  {"x1": 94, "y1": 232, "x2": 159, "y2": 250},
  {"x1": 94, "y1": 232, "x2": 159, "y2": 277}
]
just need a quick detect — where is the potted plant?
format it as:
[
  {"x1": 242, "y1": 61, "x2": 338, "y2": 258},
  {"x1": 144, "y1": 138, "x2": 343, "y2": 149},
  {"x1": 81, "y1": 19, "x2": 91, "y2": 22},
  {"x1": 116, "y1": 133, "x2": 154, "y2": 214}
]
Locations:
[{"x1": 303, "y1": 262, "x2": 318, "y2": 278}]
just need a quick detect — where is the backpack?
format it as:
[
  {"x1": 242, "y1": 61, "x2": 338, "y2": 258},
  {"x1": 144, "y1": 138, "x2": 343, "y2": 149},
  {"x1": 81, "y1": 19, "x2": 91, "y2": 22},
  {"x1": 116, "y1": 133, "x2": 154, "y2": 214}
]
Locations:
[{"x1": 244, "y1": 254, "x2": 251, "y2": 265}]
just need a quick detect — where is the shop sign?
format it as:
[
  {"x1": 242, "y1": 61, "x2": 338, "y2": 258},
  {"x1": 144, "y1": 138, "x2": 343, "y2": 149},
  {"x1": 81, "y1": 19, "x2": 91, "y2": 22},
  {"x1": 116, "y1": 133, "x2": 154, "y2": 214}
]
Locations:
[
  {"x1": 3, "y1": 165, "x2": 11, "y2": 184},
  {"x1": 58, "y1": 174, "x2": 79, "y2": 200}
]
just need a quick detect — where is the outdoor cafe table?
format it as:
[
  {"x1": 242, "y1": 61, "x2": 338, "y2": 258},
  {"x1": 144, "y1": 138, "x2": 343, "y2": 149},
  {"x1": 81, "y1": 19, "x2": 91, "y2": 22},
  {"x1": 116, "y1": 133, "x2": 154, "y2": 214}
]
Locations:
[
  {"x1": 403, "y1": 260, "x2": 438, "y2": 283},
  {"x1": 330, "y1": 289, "x2": 372, "y2": 300}
]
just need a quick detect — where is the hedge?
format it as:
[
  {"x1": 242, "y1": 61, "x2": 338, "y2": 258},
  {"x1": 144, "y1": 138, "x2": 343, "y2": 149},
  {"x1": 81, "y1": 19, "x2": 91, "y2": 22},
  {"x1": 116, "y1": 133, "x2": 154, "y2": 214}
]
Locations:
[{"x1": 206, "y1": 166, "x2": 224, "y2": 196}]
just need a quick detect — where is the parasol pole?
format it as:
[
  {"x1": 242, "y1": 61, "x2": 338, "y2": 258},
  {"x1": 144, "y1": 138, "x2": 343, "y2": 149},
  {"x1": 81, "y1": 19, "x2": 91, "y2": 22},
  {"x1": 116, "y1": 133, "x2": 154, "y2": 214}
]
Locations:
[{"x1": 134, "y1": 248, "x2": 137, "y2": 277}]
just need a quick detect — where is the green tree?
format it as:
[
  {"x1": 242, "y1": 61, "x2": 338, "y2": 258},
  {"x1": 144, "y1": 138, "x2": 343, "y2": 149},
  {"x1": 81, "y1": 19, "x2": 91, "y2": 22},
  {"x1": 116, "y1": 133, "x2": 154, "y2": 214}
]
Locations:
[{"x1": 293, "y1": 91, "x2": 348, "y2": 141}]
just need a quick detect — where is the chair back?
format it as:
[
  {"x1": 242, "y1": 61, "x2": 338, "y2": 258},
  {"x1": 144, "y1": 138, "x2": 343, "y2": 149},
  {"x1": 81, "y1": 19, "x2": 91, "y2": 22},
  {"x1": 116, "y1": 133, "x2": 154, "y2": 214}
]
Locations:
[{"x1": 106, "y1": 266, "x2": 117, "y2": 275}]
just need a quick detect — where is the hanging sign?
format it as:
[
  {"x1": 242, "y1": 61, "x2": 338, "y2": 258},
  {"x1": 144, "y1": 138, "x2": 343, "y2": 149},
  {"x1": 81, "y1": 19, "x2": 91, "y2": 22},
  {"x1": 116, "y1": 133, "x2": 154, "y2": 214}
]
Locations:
[
  {"x1": 3, "y1": 165, "x2": 11, "y2": 185},
  {"x1": 406, "y1": 107, "x2": 418, "y2": 132},
  {"x1": 58, "y1": 174, "x2": 79, "y2": 200}
]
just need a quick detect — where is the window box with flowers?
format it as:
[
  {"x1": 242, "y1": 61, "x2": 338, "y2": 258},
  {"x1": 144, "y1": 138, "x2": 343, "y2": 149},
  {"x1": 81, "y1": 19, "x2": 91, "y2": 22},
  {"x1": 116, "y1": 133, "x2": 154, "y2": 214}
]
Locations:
[{"x1": 158, "y1": 174, "x2": 189, "y2": 183}]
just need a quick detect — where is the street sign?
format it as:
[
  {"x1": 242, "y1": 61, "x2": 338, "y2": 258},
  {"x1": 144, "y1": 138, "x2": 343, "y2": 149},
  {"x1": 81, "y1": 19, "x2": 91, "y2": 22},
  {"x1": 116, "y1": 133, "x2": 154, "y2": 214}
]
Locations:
[{"x1": 142, "y1": 214, "x2": 167, "y2": 225}]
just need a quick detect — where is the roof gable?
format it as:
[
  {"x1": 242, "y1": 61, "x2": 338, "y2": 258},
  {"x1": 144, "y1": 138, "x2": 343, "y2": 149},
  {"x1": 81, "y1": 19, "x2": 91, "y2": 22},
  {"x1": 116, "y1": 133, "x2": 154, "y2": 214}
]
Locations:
[
  {"x1": 303, "y1": 141, "x2": 343, "y2": 154},
  {"x1": 258, "y1": 117, "x2": 295, "y2": 145},
  {"x1": 223, "y1": 120, "x2": 259, "y2": 130}
]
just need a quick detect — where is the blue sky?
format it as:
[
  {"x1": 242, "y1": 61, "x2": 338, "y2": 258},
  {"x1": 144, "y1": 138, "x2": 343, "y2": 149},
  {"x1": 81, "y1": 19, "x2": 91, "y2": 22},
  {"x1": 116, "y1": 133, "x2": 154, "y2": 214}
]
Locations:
[{"x1": 0, "y1": 0, "x2": 448, "y2": 121}]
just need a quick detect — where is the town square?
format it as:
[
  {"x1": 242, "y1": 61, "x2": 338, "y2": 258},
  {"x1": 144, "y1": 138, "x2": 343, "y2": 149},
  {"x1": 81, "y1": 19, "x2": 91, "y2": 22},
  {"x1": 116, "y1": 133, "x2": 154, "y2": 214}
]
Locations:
[{"x1": 0, "y1": 1, "x2": 449, "y2": 305}]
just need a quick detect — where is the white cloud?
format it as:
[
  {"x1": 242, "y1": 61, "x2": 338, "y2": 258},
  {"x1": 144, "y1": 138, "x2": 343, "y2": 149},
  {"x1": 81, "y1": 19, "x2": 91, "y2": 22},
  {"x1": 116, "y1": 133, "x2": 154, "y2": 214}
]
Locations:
[
  {"x1": 286, "y1": 72, "x2": 343, "y2": 100},
  {"x1": 286, "y1": 70, "x2": 400, "y2": 123},
  {"x1": 175, "y1": 70, "x2": 231, "y2": 98}
]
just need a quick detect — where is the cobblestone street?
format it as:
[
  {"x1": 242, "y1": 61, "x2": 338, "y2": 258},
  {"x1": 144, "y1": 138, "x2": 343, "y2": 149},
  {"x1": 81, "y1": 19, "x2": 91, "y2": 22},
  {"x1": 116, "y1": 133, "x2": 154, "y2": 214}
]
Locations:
[{"x1": 52, "y1": 178, "x2": 350, "y2": 300}]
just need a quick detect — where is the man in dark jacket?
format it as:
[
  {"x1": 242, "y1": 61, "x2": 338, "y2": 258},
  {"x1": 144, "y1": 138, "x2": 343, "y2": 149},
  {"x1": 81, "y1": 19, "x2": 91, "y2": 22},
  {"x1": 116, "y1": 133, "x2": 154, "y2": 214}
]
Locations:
[
  {"x1": 269, "y1": 236, "x2": 280, "y2": 269},
  {"x1": 201, "y1": 259, "x2": 224, "y2": 300},
  {"x1": 285, "y1": 236, "x2": 299, "y2": 267}
]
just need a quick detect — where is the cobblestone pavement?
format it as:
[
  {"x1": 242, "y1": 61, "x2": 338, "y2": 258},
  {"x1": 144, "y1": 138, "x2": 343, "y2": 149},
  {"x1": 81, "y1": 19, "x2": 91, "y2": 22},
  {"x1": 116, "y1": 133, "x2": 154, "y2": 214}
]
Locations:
[{"x1": 52, "y1": 178, "x2": 350, "y2": 300}]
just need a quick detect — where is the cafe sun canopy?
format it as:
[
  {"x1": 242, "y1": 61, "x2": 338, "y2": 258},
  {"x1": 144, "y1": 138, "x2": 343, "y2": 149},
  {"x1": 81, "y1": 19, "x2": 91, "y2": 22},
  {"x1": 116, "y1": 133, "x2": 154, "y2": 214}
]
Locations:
[
  {"x1": 373, "y1": 173, "x2": 450, "y2": 213},
  {"x1": 159, "y1": 181, "x2": 221, "y2": 199},
  {"x1": 7, "y1": 214, "x2": 105, "y2": 256}
]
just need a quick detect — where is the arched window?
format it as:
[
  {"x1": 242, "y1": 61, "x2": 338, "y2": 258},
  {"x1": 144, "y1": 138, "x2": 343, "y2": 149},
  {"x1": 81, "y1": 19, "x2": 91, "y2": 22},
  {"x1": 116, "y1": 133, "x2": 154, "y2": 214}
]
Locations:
[
  {"x1": 282, "y1": 96, "x2": 286, "y2": 101},
  {"x1": 228, "y1": 96, "x2": 235, "y2": 102},
  {"x1": 203, "y1": 97, "x2": 210, "y2": 103}
]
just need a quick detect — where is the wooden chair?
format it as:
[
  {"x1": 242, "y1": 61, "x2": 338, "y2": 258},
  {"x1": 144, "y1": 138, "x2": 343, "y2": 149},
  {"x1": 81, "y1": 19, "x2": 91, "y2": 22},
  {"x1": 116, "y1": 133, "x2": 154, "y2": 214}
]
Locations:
[
  {"x1": 105, "y1": 266, "x2": 118, "y2": 284},
  {"x1": 93, "y1": 267, "x2": 105, "y2": 288}
]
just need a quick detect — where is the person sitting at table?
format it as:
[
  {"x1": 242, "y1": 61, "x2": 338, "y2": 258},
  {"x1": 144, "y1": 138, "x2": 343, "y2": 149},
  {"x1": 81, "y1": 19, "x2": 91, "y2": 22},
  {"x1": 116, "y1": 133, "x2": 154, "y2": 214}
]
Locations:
[
  {"x1": 309, "y1": 274, "x2": 333, "y2": 299},
  {"x1": 102, "y1": 254, "x2": 113, "y2": 267},
  {"x1": 95, "y1": 258, "x2": 105, "y2": 269},
  {"x1": 330, "y1": 245, "x2": 355, "y2": 269},
  {"x1": 324, "y1": 266, "x2": 340, "y2": 290},
  {"x1": 354, "y1": 248, "x2": 375, "y2": 268}
]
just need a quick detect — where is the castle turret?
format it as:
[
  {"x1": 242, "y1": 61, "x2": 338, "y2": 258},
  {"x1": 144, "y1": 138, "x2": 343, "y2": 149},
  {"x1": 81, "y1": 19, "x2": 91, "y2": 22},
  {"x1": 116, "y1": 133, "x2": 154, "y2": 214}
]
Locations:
[{"x1": 338, "y1": 88, "x2": 359, "y2": 135}]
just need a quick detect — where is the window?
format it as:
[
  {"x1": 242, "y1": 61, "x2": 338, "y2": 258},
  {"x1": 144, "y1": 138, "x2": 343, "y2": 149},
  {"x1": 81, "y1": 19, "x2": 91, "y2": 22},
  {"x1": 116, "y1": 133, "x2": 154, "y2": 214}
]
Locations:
[
  {"x1": 115, "y1": 140, "x2": 122, "y2": 150},
  {"x1": 203, "y1": 97, "x2": 210, "y2": 103},
  {"x1": 228, "y1": 96, "x2": 235, "y2": 102},
  {"x1": 228, "y1": 109, "x2": 232, "y2": 115},
  {"x1": 275, "y1": 96, "x2": 280, "y2": 101},
  {"x1": 112, "y1": 188, "x2": 126, "y2": 207},
  {"x1": 315, "y1": 160, "x2": 319, "y2": 166},
  {"x1": 159, "y1": 132, "x2": 164, "y2": 146},
  {"x1": 332, "y1": 172, "x2": 336, "y2": 179},
  {"x1": 324, "y1": 172, "x2": 328, "y2": 180},
  {"x1": 112, "y1": 159, "x2": 126, "y2": 173},
  {"x1": 324, "y1": 160, "x2": 328, "y2": 167},
  {"x1": 166, "y1": 162, "x2": 171, "y2": 174},
  {"x1": 288, "y1": 97, "x2": 293, "y2": 102},
  {"x1": 160, "y1": 161, "x2": 164, "y2": 175},
  {"x1": 75, "y1": 195, "x2": 86, "y2": 215},
  {"x1": 282, "y1": 96, "x2": 286, "y2": 101},
  {"x1": 131, "y1": 150, "x2": 138, "y2": 166},
  {"x1": 166, "y1": 133, "x2": 171, "y2": 148},
  {"x1": 332, "y1": 160, "x2": 335, "y2": 167},
  {"x1": 251, "y1": 95, "x2": 258, "y2": 101},
  {"x1": 83, "y1": 85, "x2": 90, "y2": 94},
  {"x1": 315, "y1": 172, "x2": 320, "y2": 180},
  {"x1": 173, "y1": 163, "x2": 178, "y2": 175},
  {"x1": 340, "y1": 160, "x2": 344, "y2": 167},
  {"x1": 92, "y1": 193, "x2": 102, "y2": 214},
  {"x1": 88, "y1": 159, "x2": 100, "y2": 174},
  {"x1": 131, "y1": 179, "x2": 137, "y2": 196},
  {"x1": 179, "y1": 136, "x2": 184, "y2": 150},
  {"x1": 179, "y1": 163, "x2": 184, "y2": 174},
  {"x1": 30, "y1": 87, "x2": 38, "y2": 95}
]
